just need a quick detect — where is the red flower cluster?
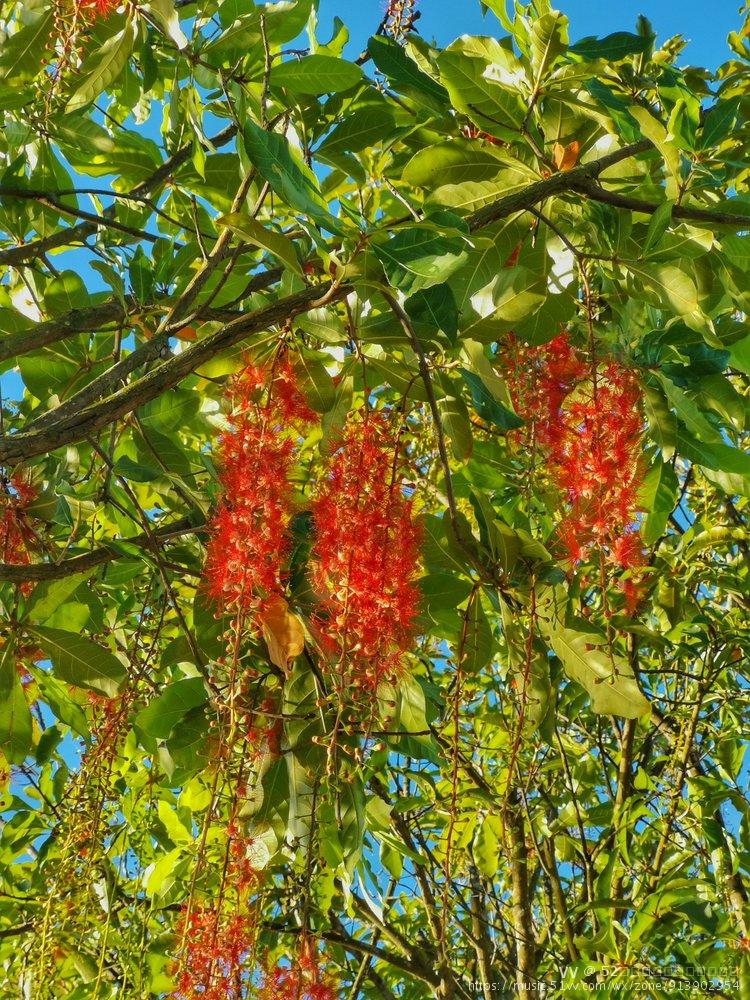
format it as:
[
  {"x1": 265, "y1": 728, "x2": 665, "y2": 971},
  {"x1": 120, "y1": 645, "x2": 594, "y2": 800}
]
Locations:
[
  {"x1": 76, "y1": 0, "x2": 119, "y2": 19},
  {"x1": 311, "y1": 413, "x2": 421, "y2": 692},
  {"x1": 171, "y1": 824, "x2": 263, "y2": 998},
  {"x1": 204, "y1": 361, "x2": 314, "y2": 624},
  {"x1": 172, "y1": 907, "x2": 255, "y2": 1000},
  {"x1": 242, "y1": 693, "x2": 283, "y2": 763},
  {"x1": 504, "y1": 333, "x2": 645, "y2": 610},
  {"x1": 1, "y1": 475, "x2": 38, "y2": 596},
  {"x1": 257, "y1": 936, "x2": 336, "y2": 1000}
]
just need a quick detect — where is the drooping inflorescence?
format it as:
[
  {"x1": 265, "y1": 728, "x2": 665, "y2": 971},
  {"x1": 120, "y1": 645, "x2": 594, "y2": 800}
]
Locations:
[
  {"x1": 171, "y1": 907, "x2": 256, "y2": 1000},
  {"x1": 311, "y1": 412, "x2": 421, "y2": 693},
  {"x1": 504, "y1": 333, "x2": 645, "y2": 609},
  {"x1": 203, "y1": 360, "x2": 314, "y2": 627},
  {"x1": 383, "y1": 0, "x2": 420, "y2": 40},
  {"x1": 1, "y1": 474, "x2": 38, "y2": 595},
  {"x1": 257, "y1": 935, "x2": 337, "y2": 1000}
]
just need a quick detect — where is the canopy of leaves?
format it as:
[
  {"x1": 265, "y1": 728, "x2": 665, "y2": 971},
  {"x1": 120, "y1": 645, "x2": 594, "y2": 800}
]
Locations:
[{"x1": 1, "y1": 0, "x2": 750, "y2": 997}]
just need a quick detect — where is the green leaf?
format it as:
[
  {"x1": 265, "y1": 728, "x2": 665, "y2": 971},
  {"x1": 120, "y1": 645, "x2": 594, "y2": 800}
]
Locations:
[
  {"x1": 699, "y1": 99, "x2": 740, "y2": 150},
  {"x1": 142, "y1": 0, "x2": 188, "y2": 49},
  {"x1": 460, "y1": 368, "x2": 523, "y2": 430},
  {"x1": 569, "y1": 32, "x2": 651, "y2": 61},
  {"x1": 510, "y1": 651, "x2": 553, "y2": 735},
  {"x1": 675, "y1": 427, "x2": 750, "y2": 495},
  {"x1": 293, "y1": 351, "x2": 336, "y2": 413},
  {"x1": 129, "y1": 246, "x2": 154, "y2": 304},
  {"x1": 218, "y1": 212, "x2": 303, "y2": 275},
  {"x1": 144, "y1": 846, "x2": 187, "y2": 906},
  {"x1": 134, "y1": 678, "x2": 206, "y2": 742},
  {"x1": 67, "y1": 19, "x2": 140, "y2": 113},
  {"x1": 461, "y1": 591, "x2": 493, "y2": 674},
  {"x1": 542, "y1": 620, "x2": 650, "y2": 719},
  {"x1": 44, "y1": 271, "x2": 89, "y2": 317},
  {"x1": 283, "y1": 662, "x2": 324, "y2": 764},
  {"x1": 29, "y1": 626, "x2": 127, "y2": 698},
  {"x1": 637, "y1": 458, "x2": 679, "y2": 546},
  {"x1": 421, "y1": 572, "x2": 474, "y2": 634},
  {"x1": 437, "y1": 36, "x2": 525, "y2": 134},
  {"x1": 243, "y1": 121, "x2": 343, "y2": 234},
  {"x1": 642, "y1": 200, "x2": 673, "y2": 256},
  {"x1": 403, "y1": 141, "x2": 519, "y2": 187},
  {"x1": 398, "y1": 674, "x2": 432, "y2": 733},
  {"x1": 24, "y1": 571, "x2": 97, "y2": 625},
  {"x1": 643, "y1": 384, "x2": 677, "y2": 455},
  {"x1": 0, "y1": 649, "x2": 33, "y2": 764},
  {"x1": 339, "y1": 776, "x2": 365, "y2": 867},
  {"x1": 0, "y1": 11, "x2": 54, "y2": 82},
  {"x1": 318, "y1": 105, "x2": 396, "y2": 158},
  {"x1": 529, "y1": 10, "x2": 568, "y2": 79},
  {"x1": 627, "y1": 262, "x2": 699, "y2": 317},
  {"x1": 373, "y1": 227, "x2": 468, "y2": 294},
  {"x1": 271, "y1": 54, "x2": 363, "y2": 94},
  {"x1": 474, "y1": 813, "x2": 500, "y2": 877},
  {"x1": 405, "y1": 284, "x2": 459, "y2": 346},
  {"x1": 583, "y1": 78, "x2": 640, "y2": 142},
  {"x1": 30, "y1": 668, "x2": 89, "y2": 736},
  {"x1": 393, "y1": 675, "x2": 440, "y2": 763},
  {"x1": 729, "y1": 334, "x2": 750, "y2": 375},
  {"x1": 656, "y1": 374, "x2": 722, "y2": 444},
  {"x1": 437, "y1": 393, "x2": 473, "y2": 463},
  {"x1": 367, "y1": 35, "x2": 448, "y2": 106}
]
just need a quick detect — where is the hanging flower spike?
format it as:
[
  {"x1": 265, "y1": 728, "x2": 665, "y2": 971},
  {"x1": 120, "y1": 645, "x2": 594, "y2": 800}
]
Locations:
[
  {"x1": 1, "y1": 474, "x2": 39, "y2": 597},
  {"x1": 257, "y1": 935, "x2": 337, "y2": 1000},
  {"x1": 311, "y1": 412, "x2": 421, "y2": 694},
  {"x1": 503, "y1": 333, "x2": 646, "y2": 610},
  {"x1": 384, "y1": 0, "x2": 420, "y2": 40},
  {"x1": 171, "y1": 905, "x2": 256, "y2": 1000},
  {"x1": 203, "y1": 359, "x2": 314, "y2": 626}
]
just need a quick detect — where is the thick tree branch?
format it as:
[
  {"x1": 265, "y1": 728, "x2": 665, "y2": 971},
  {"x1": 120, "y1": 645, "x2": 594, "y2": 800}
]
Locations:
[
  {"x1": 23, "y1": 266, "x2": 282, "y2": 431},
  {"x1": 0, "y1": 300, "x2": 129, "y2": 365},
  {"x1": 0, "y1": 281, "x2": 344, "y2": 463},
  {"x1": 7, "y1": 137, "x2": 735, "y2": 465},
  {"x1": 572, "y1": 178, "x2": 750, "y2": 229},
  {"x1": 0, "y1": 515, "x2": 200, "y2": 583},
  {"x1": 466, "y1": 139, "x2": 653, "y2": 231},
  {"x1": 506, "y1": 790, "x2": 537, "y2": 991},
  {"x1": 0, "y1": 188, "x2": 160, "y2": 243}
]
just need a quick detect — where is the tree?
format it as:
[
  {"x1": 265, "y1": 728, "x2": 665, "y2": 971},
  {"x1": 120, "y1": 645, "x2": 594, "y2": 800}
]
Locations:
[{"x1": 0, "y1": 0, "x2": 749, "y2": 996}]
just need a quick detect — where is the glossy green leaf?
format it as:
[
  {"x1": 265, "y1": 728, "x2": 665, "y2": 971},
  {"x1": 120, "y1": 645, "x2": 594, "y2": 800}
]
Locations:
[
  {"x1": 29, "y1": 626, "x2": 127, "y2": 698},
  {"x1": 0, "y1": 649, "x2": 33, "y2": 764},
  {"x1": 271, "y1": 54, "x2": 363, "y2": 94}
]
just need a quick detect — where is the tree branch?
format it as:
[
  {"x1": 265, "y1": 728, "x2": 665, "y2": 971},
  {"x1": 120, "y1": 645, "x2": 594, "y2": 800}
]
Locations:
[
  {"x1": 265, "y1": 921, "x2": 440, "y2": 988},
  {"x1": 0, "y1": 300, "x2": 129, "y2": 365},
  {"x1": 465, "y1": 139, "x2": 653, "y2": 231},
  {"x1": 572, "y1": 177, "x2": 750, "y2": 229},
  {"x1": 506, "y1": 789, "x2": 537, "y2": 991},
  {"x1": 7, "y1": 137, "x2": 730, "y2": 465},
  {"x1": 24, "y1": 266, "x2": 282, "y2": 431},
  {"x1": 0, "y1": 515, "x2": 200, "y2": 583},
  {"x1": 0, "y1": 124, "x2": 237, "y2": 267},
  {"x1": 0, "y1": 281, "x2": 344, "y2": 463}
]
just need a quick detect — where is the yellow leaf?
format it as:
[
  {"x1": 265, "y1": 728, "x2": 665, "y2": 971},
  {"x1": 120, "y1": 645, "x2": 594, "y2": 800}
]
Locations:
[
  {"x1": 259, "y1": 597, "x2": 305, "y2": 672},
  {"x1": 552, "y1": 140, "x2": 580, "y2": 172}
]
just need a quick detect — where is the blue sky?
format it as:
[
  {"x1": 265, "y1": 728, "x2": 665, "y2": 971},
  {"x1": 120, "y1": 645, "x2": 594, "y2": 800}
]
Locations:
[{"x1": 319, "y1": 0, "x2": 743, "y2": 70}]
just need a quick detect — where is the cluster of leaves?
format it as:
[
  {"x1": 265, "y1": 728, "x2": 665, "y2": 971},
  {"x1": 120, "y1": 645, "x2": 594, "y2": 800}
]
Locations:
[{"x1": 0, "y1": 0, "x2": 750, "y2": 997}]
